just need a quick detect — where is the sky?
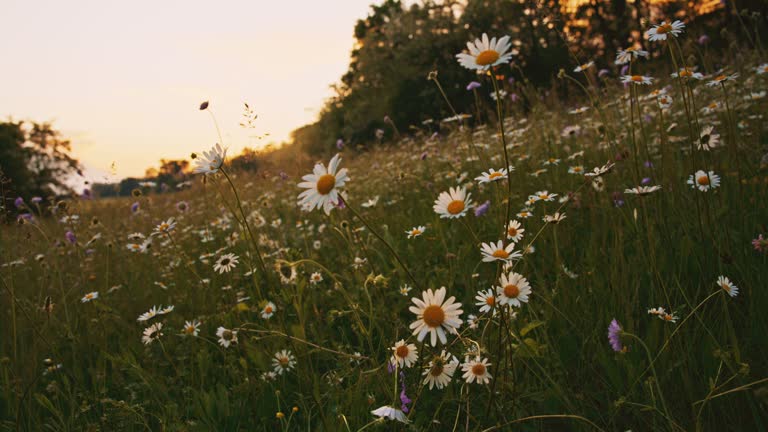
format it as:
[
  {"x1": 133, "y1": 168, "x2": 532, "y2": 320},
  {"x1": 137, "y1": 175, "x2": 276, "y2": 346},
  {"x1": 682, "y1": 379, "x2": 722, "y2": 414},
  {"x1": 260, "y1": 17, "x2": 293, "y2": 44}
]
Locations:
[{"x1": 0, "y1": 0, "x2": 374, "y2": 183}]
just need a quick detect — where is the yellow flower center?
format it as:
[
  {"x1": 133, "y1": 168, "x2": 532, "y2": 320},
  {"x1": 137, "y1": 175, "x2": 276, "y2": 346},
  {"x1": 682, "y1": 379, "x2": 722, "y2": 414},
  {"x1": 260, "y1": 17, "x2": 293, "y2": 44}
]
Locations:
[
  {"x1": 411, "y1": 229, "x2": 422, "y2": 236},
  {"x1": 447, "y1": 200, "x2": 465, "y2": 215},
  {"x1": 631, "y1": 75, "x2": 643, "y2": 82},
  {"x1": 316, "y1": 174, "x2": 336, "y2": 195},
  {"x1": 721, "y1": 283, "x2": 730, "y2": 293},
  {"x1": 657, "y1": 23, "x2": 673, "y2": 34},
  {"x1": 580, "y1": 63, "x2": 590, "y2": 70},
  {"x1": 395, "y1": 345, "x2": 410, "y2": 358},
  {"x1": 279, "y1": 357, "x2": 289, "y2": 365},
  {"x1": 503, "y1": 284, "x2": 520, "y2": 298},
  {"x1": 680, "y1": 69, "x2": 692, "y2": 77},
  {"x1": 492, "y1": 249, "x2": 509, "y2": 259},
  {"x1": 471, "y1": 363, "x2": 486, "y2": 376},
  {"x1": 485, "y1": 296, "x2": 495, "y2": 306},
  {"x1": 422, "y1": 305, "x2": 446, "y2": 328},
  {"x1": 714, "y1": 75, "x2": 726, "y2": 81},
  {"x1": 508, "y1": 227, "x2": 518, "y2": 237},
  {"x1": 697, "y1": 175, "x2": 710, "y2": 186},
  {"x1": 488, "y1": 172, "x2": 504, "y2": 180},
  {"x1": 264, "y1": 306, "x2": 273, "y2": 314},
  {"x1": 475, "y1": 50, "x2": 500, "y2": 66},
  {"x1": 185, "y1": 326, "x2": 195, "y2": 334}
]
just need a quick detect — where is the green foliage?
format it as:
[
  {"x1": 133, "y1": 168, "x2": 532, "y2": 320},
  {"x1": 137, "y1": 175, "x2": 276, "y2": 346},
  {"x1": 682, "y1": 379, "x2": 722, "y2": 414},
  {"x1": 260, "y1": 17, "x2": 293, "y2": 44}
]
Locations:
[{"x1": 0, "y1": 121, "x2": 82, "y2": 203}]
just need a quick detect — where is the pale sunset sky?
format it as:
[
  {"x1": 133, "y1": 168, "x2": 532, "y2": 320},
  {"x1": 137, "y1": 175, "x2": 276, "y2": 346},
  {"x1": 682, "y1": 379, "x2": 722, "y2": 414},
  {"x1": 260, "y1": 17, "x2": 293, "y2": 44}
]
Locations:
[{"x1": 0, "y1": 0, "x2": 375, "y2": 183}]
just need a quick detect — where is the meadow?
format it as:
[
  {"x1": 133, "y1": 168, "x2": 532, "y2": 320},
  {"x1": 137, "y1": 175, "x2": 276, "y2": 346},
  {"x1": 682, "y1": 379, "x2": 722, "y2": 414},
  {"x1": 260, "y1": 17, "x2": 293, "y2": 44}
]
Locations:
[{"x1": 2, "y1": 21, "x2": 768, "y2": 431}]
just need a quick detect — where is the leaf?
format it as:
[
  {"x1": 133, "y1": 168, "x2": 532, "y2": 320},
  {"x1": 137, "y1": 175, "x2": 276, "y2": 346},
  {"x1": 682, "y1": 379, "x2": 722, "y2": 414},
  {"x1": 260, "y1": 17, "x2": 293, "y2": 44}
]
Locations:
[{"x1": 520, "y1": 320, "x2": 546, "y2": 337}]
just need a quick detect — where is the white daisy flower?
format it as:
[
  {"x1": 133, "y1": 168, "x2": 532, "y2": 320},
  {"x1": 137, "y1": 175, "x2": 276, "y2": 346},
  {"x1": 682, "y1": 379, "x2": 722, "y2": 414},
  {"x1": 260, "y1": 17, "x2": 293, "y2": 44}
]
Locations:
[
  {"x1": 261, "y1": 301, "x2": 276, "y2": 319},
  {"x1": 506, "y1": 220, "x2": 525, "y2": 242},
  {"x1": 309, "y1": 272, "x2": 323, "y2": 284},
  {"x1": 456, "y1": 33, "x2": 513, "y2": 71},
  {"x1": 534, "y1": 190, "x2": 557, "y2": 201},
  {"x1": 516, "y1": 208, "x2": 533, "y2": 219},
  {"x1": 81, "y1": 292, "x2": 99, "y2": 303},
  {"x1": 474, "y1": 168, "x2": 509, "y2": 184},
  {"x1": 193, "y1": 143, "x2": 227, "y2": 175},
  {"x1": 671, "y1": 67, "x2": 704, "y2": 80},
  {"x1": 433, "y1": 187, "x2": 473, "y2": 219},
  {"x1": 371, "y1": 405, "x2": 409, "y2": 423},
  {"x1": 181, "y1": 320, "x2": 201, "y2": 336},
  {"x1": 645, "y1": 20, "x2": 685, "y2": 41},
  {"x1": 422, "y1": 350, "x2": 459, "y2": 390},
  {"x1": 707, "y1": 73, "x2": 738, "y2": 87},
  {"x1": 543, "y1": 212, "x2": 567, "y2": 224},
  {"x1": 406, "y1": 226, "x2": 426, "y2": 239},
  {"x1": 657, "y1": 94, "x2": 673, "y2": 109},
  {"x1": 409, "y1": 287, "x2": 463, "y2": 346},
  {"x1": 216, "y1": 326, "x2": 238, "y2": 348},
  {"x1": 687, "y1": 170, "x2": 720, "y2": 192},
  {"x1": 137, "y1": 306, "x2": 160, "y2": 322},
  {"x1": 153, "y1": 217, "x2": 177, "y2": 235},
  {"x1": 615, "y1": 48, "x2": 649, "y2": 65},
  {"x1": 624, "y1": 185, "x2": 662, "y2": 195},
  {"x1": 400, "y1": 284, "x2": 413, "y2": 296},
  {"x1": 496, "y1": 271, "x2": 532, "y2": 307},
  {"x1": 568, "y1": 165, "x2": 585, "y2": 175},
  {"x1": 390, "y1": 340, "x2": 419, "y2": 368},
  {"x1": 698, "y1": 126, "x2": 720, "y2": 151},
  {"x1": 461, "y1": 356, "x2": 492, "y2": 385},
  {"x1": 480, "y1": 240, "x2": 522, "y2": 263},
  {"x1": 717, "y1": 276, "x2": 739, "y2": 297},
  {"x1": 757, "y1": 63, "x2": 768, "y2": 75},
  {"x1": 621, "y1": 75, "x2": 654, "y2": 85},
  {"x1": 141, "y1": 322, "x2": 163, "y2": 345},
  {"x1": 272, "y1": 349, "x2": 296, "y2": 374},
  {"x1": 584, "y1": 162, "x2": 615, "y2": 177},
  {"x1": 573, "y1": 61, "x2": 594, "y2": 73},
  {"x1": 474, "y1": 288, "x2": 497, "y2": 314},
  {"x1": 214, "y1": 253, "x2": 239, "y2": 274},
  {"x1": 297, "y1": 154, "x2": 349, "y2": 215}
]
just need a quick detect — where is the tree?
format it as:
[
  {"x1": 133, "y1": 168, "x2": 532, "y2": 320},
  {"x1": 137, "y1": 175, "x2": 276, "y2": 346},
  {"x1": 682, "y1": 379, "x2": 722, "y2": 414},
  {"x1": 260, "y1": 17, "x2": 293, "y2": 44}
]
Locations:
[{"x1": 0, "y1": 121, "x2": 82, "y2": 201}]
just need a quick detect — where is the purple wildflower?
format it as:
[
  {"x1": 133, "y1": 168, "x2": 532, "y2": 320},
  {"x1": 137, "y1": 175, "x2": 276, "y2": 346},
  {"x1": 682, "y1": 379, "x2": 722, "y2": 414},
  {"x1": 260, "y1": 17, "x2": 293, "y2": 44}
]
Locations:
[
  {"x1": 336, "y1": 138, "x2": 344, "y2": 150},
  {"x1": 620, "y1": 65, "x2": 629, "y2": 76},
  {"x1": 753, "y1": 234, "x2": 768, "y2": 253},
  {"x1": 644, "y1": 160, "x2": 654, "y2": 168},
  {"x1": 14, "y1": 197, "x2": 25, "y2": 208},
  {"x1": 474, "y1": 200, "x2": 490, "y2": 217},
  {"x1": 17, "y1": 213, "x2": 34, "y2": 223},
  {"x1": 510, "y1": 93, "x2": 518, "y2": 102},
  {"x1": 466, "y1": 81, "x2": 481, "y2": 91},
  {"x1": 598, "y1": 69, "x2": 610, "y2": 78},
  {"x1": 131, "y1": 202, "x2": 140, "y2": 213},
  {"x1": 399, "y1": 370, "x2": 411, "y2": 413},
  {"x1": 31, "y1": 197, "x2": 43, "y2": 204},
  {"x1": 65, "y1": 231, "x2": 76, "y2": 244},
  {"x1": 641, "y1": 177, "x2": 651, "y2": 185},
  {"x1": 698, "y1": 34, "x2": 710, "y2": 45},
  {"x1": 279, "y1": 171, "x2": 289, "y2": 181},
  {"x1": 387, "y1": 362, "x2": 396, "y2": 373},
  {"x1": 612, "y1": 192, "x2": 625, "y2": 208},
  {"x1": 507, "y1": 77, "x2": 515, "y2": 85},
  {"x1": 608, "y1": 319, "x2": 623, "y2": 352}
]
